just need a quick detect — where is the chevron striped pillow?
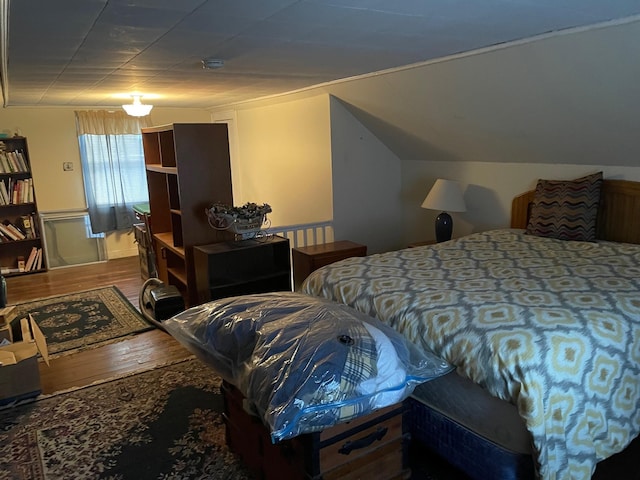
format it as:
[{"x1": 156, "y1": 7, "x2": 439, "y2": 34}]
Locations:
[{"x1": 526, "y1": 172, "x2": 603, "y2": 242}]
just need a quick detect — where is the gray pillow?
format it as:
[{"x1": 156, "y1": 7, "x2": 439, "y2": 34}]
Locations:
[{"x1": 526, "y1": 172, "x2": 603, "y2": 242}]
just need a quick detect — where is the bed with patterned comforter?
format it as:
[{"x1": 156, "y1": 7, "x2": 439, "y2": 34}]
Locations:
[{"x1": 301, "y1": 229, "x2": 640, "y2": 480}]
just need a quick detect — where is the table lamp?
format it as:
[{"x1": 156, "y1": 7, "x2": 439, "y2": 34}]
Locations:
[{"x1": 421, "y1": 179, "x2": 466, "y2": 243}]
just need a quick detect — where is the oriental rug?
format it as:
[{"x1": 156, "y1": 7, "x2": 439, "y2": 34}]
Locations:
[
  {"x1": 10, "y1": 286, "x2": 154, "y2": 358},
  {"x1": 0, "y1": 358, "x2": 253, "y2": 480}
]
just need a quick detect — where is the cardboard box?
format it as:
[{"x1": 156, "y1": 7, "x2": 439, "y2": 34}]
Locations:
[
  {"x1": 0, "y1": 314, "x2": 49, "y2": 406},
  {"x1": 0, "y1": 305, "x2": 16, "y2": 327},
  {"x1": 0, "y1": 323, "x2": 11, "y2": 343}
]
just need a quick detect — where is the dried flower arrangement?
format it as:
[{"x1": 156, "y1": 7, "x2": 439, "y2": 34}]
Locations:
[{"x1": 206, "y1": 202, "x2": 272, "y2": 238}]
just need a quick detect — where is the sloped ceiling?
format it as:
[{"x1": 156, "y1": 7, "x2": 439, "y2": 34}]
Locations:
[
  {"x1": 2, "y1": 0, "x2": 640, "y2": 109},
  {"x1": 272, "y1": 18, "x2": 640, "y2": 167}
]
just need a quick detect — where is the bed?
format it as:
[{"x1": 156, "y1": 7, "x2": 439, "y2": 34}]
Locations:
[{"x1": 301, "y1": 176, "x2": 640, "y2": 480}]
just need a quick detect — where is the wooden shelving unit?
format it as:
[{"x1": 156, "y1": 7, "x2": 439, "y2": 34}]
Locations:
[
  {"x1": 194, "y1": 236, "x2": 292, "y2": 303},
  {"x1": 0, "y1": 136, "x2": 46, "y2": 276},
  {"x1": 142, "y1": 123, "x2": 234, "y2": 306}
]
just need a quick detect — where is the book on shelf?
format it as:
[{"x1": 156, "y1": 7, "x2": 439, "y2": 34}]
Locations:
[
  {"x1": 0, "y1": 180, "x2": 9, "y2": 205},
  {"x1": 0, "y1": 152, "x2": 11, "y2": 173},
  {"x1": 35, "y1": 247, "x2": 43, "y2": 270},
  {"x1": 17, "y1": 214, "x2": 36, "y2": 239},
  {"x1": 15, "y1": 151, "x2": 28, "y2": 172},
  {"x1": 0, "y1": 151, "x2": 27, "y2": 173},
  {"x1": 0, "y1": 222, "x2": 19, "y2": 241},
  {"x1": 25, "y1": 246, "x2": 38, "y2": 271},
  {"x1": 3, "y1": 221, "x2": 26, "y2": 240},
  {"x1": 0, "y1": 267, "x2": 21, "y2": 275},
  {"x1": 0, "y1": 178, "x2": 33, "y2": 205},
  {"x1": 8, "y1": 152, "x2": 19, "y2": 172},
  {"x1": 0, "y1": 220, "x2": 27, "y2": 241}
]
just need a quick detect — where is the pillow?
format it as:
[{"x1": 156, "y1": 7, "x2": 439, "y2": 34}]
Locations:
[
  {"x1": 162, "y1": 291, "x2": 453, "y2": 442},
  {"x1": 526, "y1": 171, "x2": 603, "y2": 242}
]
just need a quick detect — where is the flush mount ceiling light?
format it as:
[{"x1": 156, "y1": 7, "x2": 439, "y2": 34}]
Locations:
[
  {"x1": 201, "y1": 58, "x2": 224, "y2": 69},
  {"x1": 122, "y1": 94, "x2": 153, "y2": 117}
]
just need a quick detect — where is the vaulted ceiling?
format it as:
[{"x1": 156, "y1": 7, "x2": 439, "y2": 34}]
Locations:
[{"x1": 3, "y1": 0, "x2": 640, "y2": 109}]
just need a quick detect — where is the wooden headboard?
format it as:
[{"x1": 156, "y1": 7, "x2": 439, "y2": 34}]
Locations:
[{"x1": 511, "y1": 179, "x2": 640, "y2": 245}]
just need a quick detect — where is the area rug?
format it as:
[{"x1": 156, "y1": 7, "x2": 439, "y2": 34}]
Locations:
[
  {"x1": 10, "y1": 286, "x2": 154, "y2": 357},
  {"x1": 0, "y1": 358, "x2": 253, "y2": 480}
]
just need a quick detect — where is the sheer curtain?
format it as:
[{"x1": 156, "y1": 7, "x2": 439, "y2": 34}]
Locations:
[{"x1": 75, "y1": 110, "x2": 151, "y2": 233}]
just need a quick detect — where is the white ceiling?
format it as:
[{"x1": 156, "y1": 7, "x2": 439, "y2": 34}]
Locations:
[{"x1": 3, "y1": 0, "x2": 640, "y2": 109}]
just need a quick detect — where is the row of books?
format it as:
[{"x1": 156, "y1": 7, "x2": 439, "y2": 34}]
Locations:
[
  {"x1": 0, "y1": 150, "x2": 28, "y2": 173},
  {"x1": 1, "y1": 246, "x2": 44, "y2": 274},
  {"x1": 19, "y1": 247, "x2": 44, "y2": 272},
  {"x1": 0, "y1": 215, "x2": 38, "y2": 242},
  {"x1": 0, "y1": 178, "x2": 34, "y2": 205}
]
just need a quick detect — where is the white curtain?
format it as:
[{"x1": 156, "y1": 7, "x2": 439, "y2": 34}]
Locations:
[{"x1": 75, "y1": 110, "x2": 151, "y2": 233}]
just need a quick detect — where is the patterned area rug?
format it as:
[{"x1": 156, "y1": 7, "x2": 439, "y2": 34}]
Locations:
[
  {"x1": 10, "y1": 286, "x2": 154, "y2": 357},
  {"x1": 0, "y1": 358, "x2": 253, "y2": 480}
]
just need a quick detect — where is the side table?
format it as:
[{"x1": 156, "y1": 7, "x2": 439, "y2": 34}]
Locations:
[{"x1": 292, "y1": 240, "x2": 367, "y2": 290}]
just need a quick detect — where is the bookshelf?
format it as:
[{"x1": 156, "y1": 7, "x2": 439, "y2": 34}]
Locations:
[
  {"x1": 0, "y1": 136, "x2": 46, "y2": 276},
  {"x1": 194, "y1": 236, "x2": 292, "y2": 303},
  {"x1": 142, "y1": 123, "x2": 234, "y2": 306}
]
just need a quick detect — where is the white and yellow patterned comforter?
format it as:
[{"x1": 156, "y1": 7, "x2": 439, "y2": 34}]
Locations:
[{"x1": 301, "y1": 229, "x2": 640, "y2": 480}]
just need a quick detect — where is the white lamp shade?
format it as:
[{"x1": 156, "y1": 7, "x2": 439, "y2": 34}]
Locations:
[
  {"x1": 122, "y1": 95, "x2": 153, "y2": 117},
  {"x1": 421, "y1": 179, "x2": 466, "y2": 212}
]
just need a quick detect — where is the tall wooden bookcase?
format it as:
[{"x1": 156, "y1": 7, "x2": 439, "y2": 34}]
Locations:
[
  {"x1": 142, "y1": 123, "x2": 234, "y2": 306},
  {"x1": 0, "y1": 136, "x2": 46, "y2": 276}
]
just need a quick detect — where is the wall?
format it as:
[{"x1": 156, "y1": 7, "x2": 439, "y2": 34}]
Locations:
[
  {"x1": 214, "y1": 94, "x2": 404, "y2": 253},
  {"x1": 225, "y1": 95, "x2": 333, "y2": 228},
  {"x1": 0, "y1": 107, "x2": 212, "y2": 259},
  {"x1": 211, "y1": 18, "x2": 640, "y2": 252},
  {"x1": 403, "y1": 162, "x2": 640, "y2": 245},
  {"x1": 329, "y1": 97, "x2": 403, "y2": 253}
]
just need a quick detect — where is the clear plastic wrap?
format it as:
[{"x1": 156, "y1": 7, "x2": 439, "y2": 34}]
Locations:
[{"x1": 163, "y1": 292, "x2": 453, "y2": 442}]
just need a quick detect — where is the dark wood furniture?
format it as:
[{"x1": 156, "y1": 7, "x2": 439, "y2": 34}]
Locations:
[
  {"x1": 0, "y1": 136, "x2": 46, "y2": 276},
  {"x1": 222, "y1": 381, "x2": 410, "y2": 480},
  {"x1": 292, "y1": 240, "x2": 367, "y2": 290},
  {"x1": 194, "y1": 236, "x2": 292, "y2": 303},
  {"x1": 142, "y1": 123, "x2": 234, "y2": 306}
]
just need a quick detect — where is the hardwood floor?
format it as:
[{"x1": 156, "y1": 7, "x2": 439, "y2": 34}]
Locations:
[{"x1": 4, "y1": 256, "x2": 193, "y2": 395}]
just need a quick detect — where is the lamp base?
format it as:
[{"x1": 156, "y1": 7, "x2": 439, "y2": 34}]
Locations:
[{"x1": 435, "y1": 212, "x2": 453, "y2": 243}]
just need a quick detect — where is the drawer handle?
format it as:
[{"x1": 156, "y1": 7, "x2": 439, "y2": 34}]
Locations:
[{"x1": 338, "y1": 426, "x2": 388, "y2": 455}]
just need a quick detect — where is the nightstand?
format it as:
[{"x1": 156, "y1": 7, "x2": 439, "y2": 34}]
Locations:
[{"x1": 292, "y1": 240, "x2": 367, "y2": 290}]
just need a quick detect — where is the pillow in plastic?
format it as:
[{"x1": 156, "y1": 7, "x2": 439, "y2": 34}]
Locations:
[{"x1": 163, "y1": 291, "x2": 452, "y2": 442}]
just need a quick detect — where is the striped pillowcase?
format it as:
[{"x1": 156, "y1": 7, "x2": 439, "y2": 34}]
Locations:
[{"x1": 526, "y1": 172, "x2": 603, "y2": 242}]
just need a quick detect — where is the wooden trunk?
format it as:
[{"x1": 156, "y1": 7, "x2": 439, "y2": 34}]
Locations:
[{"x1": 222, "y1": 381, "x2": 411, "y2": 480}]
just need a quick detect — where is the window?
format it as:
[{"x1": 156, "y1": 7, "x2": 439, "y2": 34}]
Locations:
[{"x1": 75, "y1": 111, "x2": 150, "y2": 233}]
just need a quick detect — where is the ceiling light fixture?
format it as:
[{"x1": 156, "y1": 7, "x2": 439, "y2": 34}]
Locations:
[
  {"x1": 201, "y1": 58, "x2": 224, "y2": 69},
  {"x1": 122, "y1": 94, "x2": 153, "y2": 117}
]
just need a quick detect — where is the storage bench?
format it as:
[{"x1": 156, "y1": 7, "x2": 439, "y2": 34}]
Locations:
[{"x1": 222, "y1": 381, "x2": 411, "y2": 480}]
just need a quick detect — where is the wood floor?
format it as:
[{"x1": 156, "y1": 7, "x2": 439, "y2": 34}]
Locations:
[{"x1": 5, "y1": 256, "x2": 193, "y2": 394}]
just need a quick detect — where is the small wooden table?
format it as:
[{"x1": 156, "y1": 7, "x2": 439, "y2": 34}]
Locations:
[{"x1": 292, "y1": 240, "x2": 367, "y2": 290}]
